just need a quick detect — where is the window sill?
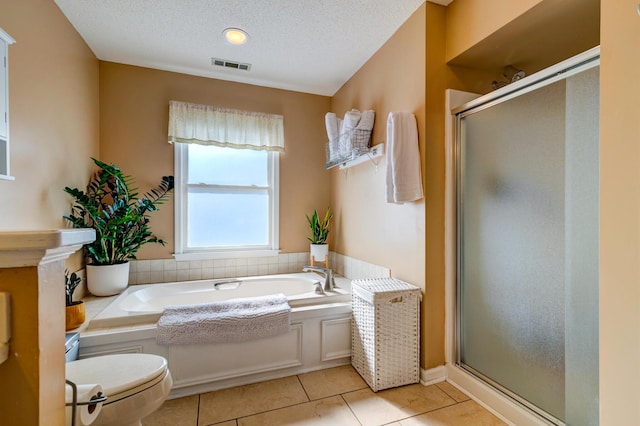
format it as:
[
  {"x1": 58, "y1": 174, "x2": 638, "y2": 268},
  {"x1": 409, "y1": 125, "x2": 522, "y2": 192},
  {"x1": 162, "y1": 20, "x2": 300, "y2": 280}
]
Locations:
[{"x1": 173, "y1": 250, "x2": 280, "y2": 261}]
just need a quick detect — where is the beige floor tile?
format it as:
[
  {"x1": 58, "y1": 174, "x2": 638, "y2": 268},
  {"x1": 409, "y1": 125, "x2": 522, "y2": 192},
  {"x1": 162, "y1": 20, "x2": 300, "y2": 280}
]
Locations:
[
  {"x1": 298, "y1": 365, "x2": 368, "y2": 400},
  {"x1": 212, "y1": 422, "x2": 237, "y2": 426},
  {"x1": 393, "y1": 400, "x2": 507, "y2": 425},
  {"x1": 198, "y1": 376, "x2": 309, "y2": 425},
  {"x1": 435, "y1": 381, "x2": 470, "y2": 403},
  {"x1": 342, "y1": 384, "x2": 456, "y2": 426},
  {"x1": 142, "y1": 395, "x2": 199, "y2": 426},
  {"x1": 237, "y1": 395, "x2": 360, "y2": 426}
]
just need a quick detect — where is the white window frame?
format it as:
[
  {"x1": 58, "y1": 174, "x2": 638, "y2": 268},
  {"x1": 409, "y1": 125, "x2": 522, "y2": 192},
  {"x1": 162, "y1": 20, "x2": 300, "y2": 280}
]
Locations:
[{"x1": 173, "y1": 143, "x2": 280, "y2": 260}]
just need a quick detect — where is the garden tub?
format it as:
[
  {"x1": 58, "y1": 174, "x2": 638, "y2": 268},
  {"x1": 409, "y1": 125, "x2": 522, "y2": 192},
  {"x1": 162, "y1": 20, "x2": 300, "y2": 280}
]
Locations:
[
  {"x1": 80, "y1": 272, "x2": 354, "y2": 396},
  {"x1": 88, "y1": 272, "x2": 350, "y2": 329}
]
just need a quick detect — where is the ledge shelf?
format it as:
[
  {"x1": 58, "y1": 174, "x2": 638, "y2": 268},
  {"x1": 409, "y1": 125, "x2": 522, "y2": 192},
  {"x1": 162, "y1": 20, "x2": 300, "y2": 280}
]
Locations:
[{"x1": 337, "y1": 144, "x2": 384, "y2": 170}]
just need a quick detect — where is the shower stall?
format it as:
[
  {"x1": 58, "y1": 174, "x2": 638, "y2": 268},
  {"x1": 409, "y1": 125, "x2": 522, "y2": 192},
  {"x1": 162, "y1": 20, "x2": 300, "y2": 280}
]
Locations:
[{"x1": 452, "y1": 48, "x2": 599, "y2": 425}]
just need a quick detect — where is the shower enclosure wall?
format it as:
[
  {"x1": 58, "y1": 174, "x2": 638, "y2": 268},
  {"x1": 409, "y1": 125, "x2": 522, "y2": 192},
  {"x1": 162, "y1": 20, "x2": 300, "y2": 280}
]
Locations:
[{"x1": 451, "y1": 48, "x2": 599, "y2": 425}]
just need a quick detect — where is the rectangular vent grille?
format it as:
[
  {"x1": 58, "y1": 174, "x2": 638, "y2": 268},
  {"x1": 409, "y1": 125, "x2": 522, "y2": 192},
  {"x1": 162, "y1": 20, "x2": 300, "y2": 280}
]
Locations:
[{"x1": 211, "y1": 58, "x2": 251, "y2": 71}]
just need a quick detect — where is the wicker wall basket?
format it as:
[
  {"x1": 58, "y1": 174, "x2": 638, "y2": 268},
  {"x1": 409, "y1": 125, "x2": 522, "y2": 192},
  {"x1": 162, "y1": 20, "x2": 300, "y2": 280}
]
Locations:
[
  {"x1": 325, "y1": 128, "x2": 372, "y2": 169},
  {"x1": 351, "y1": 277, "x2": 421, "y2": 392}
]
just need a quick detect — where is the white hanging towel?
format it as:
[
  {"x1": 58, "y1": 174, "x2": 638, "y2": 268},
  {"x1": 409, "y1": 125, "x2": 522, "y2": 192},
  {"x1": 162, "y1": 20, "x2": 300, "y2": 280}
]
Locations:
[{"x1": 386, "y1": 112, "x2": 423, "y2": 203}]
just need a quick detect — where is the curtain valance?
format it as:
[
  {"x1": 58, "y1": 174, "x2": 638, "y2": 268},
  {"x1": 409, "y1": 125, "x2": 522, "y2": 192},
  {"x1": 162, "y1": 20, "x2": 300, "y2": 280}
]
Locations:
[{"x1": 168, "y1": 100, "x2": 284, "y2": 152}]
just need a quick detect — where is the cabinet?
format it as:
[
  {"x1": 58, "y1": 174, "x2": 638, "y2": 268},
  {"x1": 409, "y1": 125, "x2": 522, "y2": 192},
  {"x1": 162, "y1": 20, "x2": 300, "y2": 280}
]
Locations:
[{"x1": 0, "y1": 28, "x2": 15, "y2": 180}]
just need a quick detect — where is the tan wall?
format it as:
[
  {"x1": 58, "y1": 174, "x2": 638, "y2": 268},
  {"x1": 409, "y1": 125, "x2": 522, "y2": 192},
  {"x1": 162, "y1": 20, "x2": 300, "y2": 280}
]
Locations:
[
  {"x1": 330, "y1": 3, "x2": 494, "y2": 370},
  {"x1": 0, "y1": 1, "x2": 98, "y2": 424},
  {"x1": 0, "y1": 0, "x2": 100, "y2": 231},
  {"x1": 99, "y1": 62, "x2": 331, "y2": 259},
  {"x1": 445, "y1": 0, "x2": 542, "y2": 62},
  {"x1": 425, "y1": 5, "x2": 495, "y2": 369},
  {"x1": 599, "y1": 0, "x2": 640, "y2": 424},
  {"x1": 426, "y1": 3, "x2": 499, "y2": 369},
  {"x1": 446, "y1": 0, "x2": 599, "y2": 89},
  {"x1": 330, "y1": 4, "x2": 428, "y2": 364}
]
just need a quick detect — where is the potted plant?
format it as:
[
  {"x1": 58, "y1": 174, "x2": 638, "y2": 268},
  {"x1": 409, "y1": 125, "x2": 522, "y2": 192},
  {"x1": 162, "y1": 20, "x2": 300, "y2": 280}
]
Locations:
[
  {"x1": 65, "y1": 270, "x2": 85, "y2": 330},
  {"x1": 306, "y1": 207, "x2": 333, "y2": 263},
  {"x1": 64, "y1": 158, "x2": 174, "y2": 296}
]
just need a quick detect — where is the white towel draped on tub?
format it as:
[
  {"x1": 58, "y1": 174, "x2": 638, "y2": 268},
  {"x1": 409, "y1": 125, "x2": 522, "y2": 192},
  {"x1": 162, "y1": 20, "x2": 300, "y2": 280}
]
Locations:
[
  {"x1": 386, "y1": 112, "x2": 424, "y2": 203},
  {"x1": 156, "y1": 294, "x2": 291, "y2": 345}
]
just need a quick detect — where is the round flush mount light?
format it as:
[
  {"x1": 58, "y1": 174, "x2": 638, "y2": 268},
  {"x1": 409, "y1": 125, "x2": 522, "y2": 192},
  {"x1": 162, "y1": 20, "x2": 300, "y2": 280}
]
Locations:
[{"x1": 223, "y1": 28, "x2": 249, "y2": 45}]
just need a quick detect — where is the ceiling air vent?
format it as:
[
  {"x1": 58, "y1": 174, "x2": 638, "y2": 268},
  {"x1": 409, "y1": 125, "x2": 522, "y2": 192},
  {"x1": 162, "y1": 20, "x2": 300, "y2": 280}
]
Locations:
[{"x1": 211, "y1": 57, "x2": 251, "y2": 71}]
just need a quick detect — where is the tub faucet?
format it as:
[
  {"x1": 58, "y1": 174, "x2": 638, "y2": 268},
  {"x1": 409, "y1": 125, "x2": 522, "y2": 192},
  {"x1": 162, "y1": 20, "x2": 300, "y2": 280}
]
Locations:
[{"x1": 303, "y1": 266, "x2": 336, "y2": 292}]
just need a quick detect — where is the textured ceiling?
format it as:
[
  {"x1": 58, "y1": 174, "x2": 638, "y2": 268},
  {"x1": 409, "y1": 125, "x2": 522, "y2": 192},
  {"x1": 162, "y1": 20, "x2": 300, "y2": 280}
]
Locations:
[{"x1": 54, "y1": 0, "x2": 451, "y2": 96}]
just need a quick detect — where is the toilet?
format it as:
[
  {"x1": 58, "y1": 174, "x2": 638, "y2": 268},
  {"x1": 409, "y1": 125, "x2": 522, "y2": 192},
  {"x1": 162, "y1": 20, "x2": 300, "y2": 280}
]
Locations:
[{"x1": 66, "y1": 353, "x2": 173, "y2": 426}]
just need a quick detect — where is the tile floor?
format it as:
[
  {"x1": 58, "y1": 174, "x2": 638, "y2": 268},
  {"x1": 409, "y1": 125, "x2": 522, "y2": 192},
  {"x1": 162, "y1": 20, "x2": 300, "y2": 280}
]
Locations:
[{"x1": 142, "y1": 365, "x2": 507, "y2": 426}]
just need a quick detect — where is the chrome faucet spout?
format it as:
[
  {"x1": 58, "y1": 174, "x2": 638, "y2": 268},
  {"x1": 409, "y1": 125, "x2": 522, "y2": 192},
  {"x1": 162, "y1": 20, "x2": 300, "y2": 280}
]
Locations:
[{"x1": 302, "y1": 266, "x2": 336, "y2": 292}]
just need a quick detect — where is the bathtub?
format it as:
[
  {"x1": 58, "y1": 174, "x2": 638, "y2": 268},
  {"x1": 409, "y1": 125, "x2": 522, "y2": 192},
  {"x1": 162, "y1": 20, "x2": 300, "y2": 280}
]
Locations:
[
  {"x1": 88, "y1": 272, "x2": 351, "y2": 329},
  {"x1": 80, "y1": 272, "x2": 354, "y2": 397}
]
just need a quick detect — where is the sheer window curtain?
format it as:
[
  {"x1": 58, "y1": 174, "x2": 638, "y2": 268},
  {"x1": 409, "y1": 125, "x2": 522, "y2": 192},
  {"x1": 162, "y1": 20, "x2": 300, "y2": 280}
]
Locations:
[{"x1": 168, "y1": 100, "x2": 284, "y2": 152}]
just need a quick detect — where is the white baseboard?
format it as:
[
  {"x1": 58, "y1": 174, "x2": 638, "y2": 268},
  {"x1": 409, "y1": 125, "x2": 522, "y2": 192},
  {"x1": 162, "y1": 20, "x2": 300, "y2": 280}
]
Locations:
[{"x1": 420, "y1": 365, "x2": 447, "y2": 386}]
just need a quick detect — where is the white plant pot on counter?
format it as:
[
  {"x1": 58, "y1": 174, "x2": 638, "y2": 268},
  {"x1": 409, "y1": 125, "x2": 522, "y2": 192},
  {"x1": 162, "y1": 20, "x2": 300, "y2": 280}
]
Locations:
[
  {"x1": 87, "y1": 262, "x2": 130, "y2": 296},
  {"x1": 310, "y1": 244, "x2": 329, "y2": 263}
]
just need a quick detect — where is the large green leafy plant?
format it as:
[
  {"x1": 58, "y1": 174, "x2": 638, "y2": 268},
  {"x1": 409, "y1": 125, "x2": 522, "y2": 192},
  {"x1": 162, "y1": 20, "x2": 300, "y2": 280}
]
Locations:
[
  {"x1": 64, "y1": 158, "x2": 174, "y2": 265},
  {"x1": 306, "y1": 207, "x2": 333, "y2": 245}
]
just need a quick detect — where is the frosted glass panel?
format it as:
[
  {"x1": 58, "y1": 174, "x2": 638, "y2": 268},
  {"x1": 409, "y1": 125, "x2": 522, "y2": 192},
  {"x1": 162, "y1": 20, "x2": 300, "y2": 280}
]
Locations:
[
  {"x1": 564, "y1": 66, "x2": 599, "y2": 426},
  {"x1": 457, "y1": 62, "x2": 599, "y2": 424},
  {"x1": 460, "y1": 80, "x2": 567, "y2": 420},
  {"x1": 188, "y1": 144, "x2": 268, "y2": 186},
  {"x1": 188, "y1": 190, "x2": 269, "y2": 247}
]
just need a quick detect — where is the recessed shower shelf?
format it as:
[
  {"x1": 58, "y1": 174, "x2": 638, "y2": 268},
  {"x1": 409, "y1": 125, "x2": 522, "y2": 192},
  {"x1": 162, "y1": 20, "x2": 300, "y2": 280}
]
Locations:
[{"x1": 338, "y1": 144, "x2": 385, "y2": 170}]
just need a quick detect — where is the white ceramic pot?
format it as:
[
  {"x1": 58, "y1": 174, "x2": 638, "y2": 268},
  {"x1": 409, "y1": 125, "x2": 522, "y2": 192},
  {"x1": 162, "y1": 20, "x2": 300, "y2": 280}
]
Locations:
[
  {"x1": 310, "y1": 244, "x2": 329, "y2": 262},
  {"x1": 86, "y1": 262, "x2": 130, "y2": 296}
]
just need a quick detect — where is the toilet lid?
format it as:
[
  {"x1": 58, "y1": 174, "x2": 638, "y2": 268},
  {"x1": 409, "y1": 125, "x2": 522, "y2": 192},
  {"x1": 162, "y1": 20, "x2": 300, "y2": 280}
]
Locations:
[{"x1": 66, "y1": 354, "x2": 168, "y2": 397}]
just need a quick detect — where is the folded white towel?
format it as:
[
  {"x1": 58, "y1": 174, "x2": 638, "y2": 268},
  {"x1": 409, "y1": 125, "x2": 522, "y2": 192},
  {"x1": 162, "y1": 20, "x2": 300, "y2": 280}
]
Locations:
[
  {"x1": 325, "y1": 112, "x2": 340, "y2": 142},
  {"x1": 386, "y1": 112, "x2": 424, "y2": 203},
  {"x1": 344, "y1": 109, "x2": 361, "y2": 129},
  {"x1": 156, "y1": 294, "x2": 291, "y2": 345},
  {"x1": 356, "y1": 110, "x2": 375, "y2": 131}
]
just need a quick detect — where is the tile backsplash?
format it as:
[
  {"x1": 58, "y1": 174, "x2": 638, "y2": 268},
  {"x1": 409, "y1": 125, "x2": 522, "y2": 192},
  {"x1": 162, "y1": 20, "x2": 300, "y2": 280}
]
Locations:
[{"x1": 128, "y1": 252, "x2": 390, "y2": 285}]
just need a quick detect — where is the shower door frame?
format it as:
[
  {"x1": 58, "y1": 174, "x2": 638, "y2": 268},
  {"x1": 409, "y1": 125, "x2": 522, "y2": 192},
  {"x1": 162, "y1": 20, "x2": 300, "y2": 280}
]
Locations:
[{"x1": 443, "y1": 46, "x2": 600, "y2": 426}]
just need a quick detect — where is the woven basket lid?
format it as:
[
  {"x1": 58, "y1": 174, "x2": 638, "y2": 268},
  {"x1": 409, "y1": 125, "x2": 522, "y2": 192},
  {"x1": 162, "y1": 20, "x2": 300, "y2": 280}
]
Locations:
[{"x1": 352, "y1": 278, "x2": 420, "y2": 304}]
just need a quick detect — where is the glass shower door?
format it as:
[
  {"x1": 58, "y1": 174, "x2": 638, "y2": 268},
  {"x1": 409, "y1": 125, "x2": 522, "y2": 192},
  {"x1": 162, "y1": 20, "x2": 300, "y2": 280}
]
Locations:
[{"x1": 456, "y1": 60, "x2": 599, "y2": 425}]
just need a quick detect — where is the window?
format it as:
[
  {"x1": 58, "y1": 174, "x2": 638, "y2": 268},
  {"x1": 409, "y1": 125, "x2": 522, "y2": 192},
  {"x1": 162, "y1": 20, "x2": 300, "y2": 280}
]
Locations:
[
  {"x1": 169, "y1": 101, "x2": 283, "y2": 259},
  {"x1": 175, "y1": 143, "x2": 279, "y2": 257}
]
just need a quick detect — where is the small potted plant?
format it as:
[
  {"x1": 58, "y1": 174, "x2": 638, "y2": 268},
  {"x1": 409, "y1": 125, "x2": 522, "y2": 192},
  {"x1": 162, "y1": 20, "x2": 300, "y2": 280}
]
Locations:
[
  {"x1": 64, "y1": 158, "x2": 174, "y2": 296},
  {"x1": 65, "y1": 270, "x2": 85, "y2": 330},
  {"x1": 306, "y1": 207, "x2": 333, "y2": 263}
]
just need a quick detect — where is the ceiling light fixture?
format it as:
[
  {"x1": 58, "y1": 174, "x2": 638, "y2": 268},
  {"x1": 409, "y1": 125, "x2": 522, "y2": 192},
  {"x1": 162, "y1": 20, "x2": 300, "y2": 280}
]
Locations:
[{"x1": 223, "y1": 28, "x2": 249, "y2": 45}]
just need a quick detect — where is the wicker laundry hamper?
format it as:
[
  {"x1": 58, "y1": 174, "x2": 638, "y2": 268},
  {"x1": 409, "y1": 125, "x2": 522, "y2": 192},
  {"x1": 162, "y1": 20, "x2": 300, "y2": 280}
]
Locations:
[{"x1": 351, "y1": 277, "x2": 421, "y2": 392}]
